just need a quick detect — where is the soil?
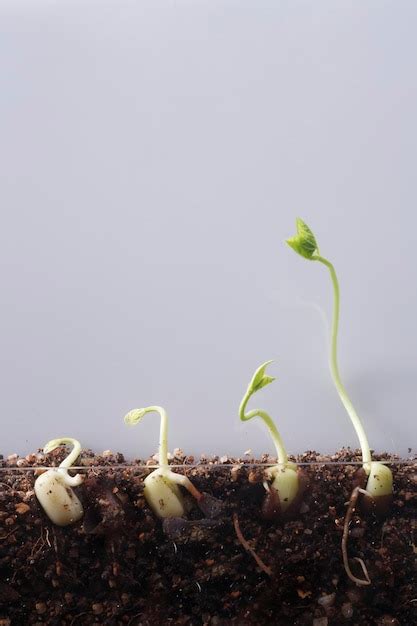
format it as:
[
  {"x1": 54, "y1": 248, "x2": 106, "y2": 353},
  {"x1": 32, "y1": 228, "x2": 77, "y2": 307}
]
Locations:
[{"x1": 0, "y1": 448, "x2": 416, "y2": 626}]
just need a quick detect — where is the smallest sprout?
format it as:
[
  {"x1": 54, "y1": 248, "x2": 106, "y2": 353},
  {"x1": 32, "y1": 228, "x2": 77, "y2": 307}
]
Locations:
[
  {"x1": 124, "y1": 406, "x2": 203, "y2": 519},
  {"x1": 239, "y1": 361, "x2": 304, "y2": 519},
  {"x1": 34, "y1": 437, "x2": 84, "y2": 527}
]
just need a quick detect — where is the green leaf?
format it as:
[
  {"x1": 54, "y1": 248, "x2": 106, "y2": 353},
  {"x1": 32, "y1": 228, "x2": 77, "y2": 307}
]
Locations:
[
  {"x1": 248, "y1": 360, "x2": 276, "y2": 395},
  {"x1": 286, "y1": 217, "x2": 318, "y2": 259}
]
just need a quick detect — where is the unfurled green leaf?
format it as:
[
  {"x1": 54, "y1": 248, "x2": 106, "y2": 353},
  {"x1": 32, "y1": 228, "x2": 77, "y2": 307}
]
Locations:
[
  {"x1": 248, "y1": 360, "x2": 276, "y2": 396},
  {"x1": 286, "y1": 218, "x2": 318, "y2": 259}
]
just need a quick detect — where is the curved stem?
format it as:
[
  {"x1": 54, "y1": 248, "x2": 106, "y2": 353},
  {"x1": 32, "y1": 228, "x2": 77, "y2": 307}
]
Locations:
[
  {"x1": 44, "y1": 437, "x2": 82, "y2": 469},
  {"x1": 141, "y1": 406, "x2": 169, "y2": 468},
  {"x1": 239, "y1": 391, "x2": 288, "y2": 466},
  {"x1": 43, "y1": 437, "x2": 83, "y2": 487},
  {"x1": 314, "y1": 255, "x2": 372, "y2": 469}
]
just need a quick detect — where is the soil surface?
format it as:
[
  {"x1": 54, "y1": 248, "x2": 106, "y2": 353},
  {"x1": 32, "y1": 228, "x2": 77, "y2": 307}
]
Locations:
[{"x1": 0, "y1": 448, "x2": 416, "y2": 625}]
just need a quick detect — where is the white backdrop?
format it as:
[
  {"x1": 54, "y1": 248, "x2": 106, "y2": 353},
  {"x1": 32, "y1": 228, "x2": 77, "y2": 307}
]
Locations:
[{"x1": 1, "y1": 1, "x2": 416, "y2": 458}]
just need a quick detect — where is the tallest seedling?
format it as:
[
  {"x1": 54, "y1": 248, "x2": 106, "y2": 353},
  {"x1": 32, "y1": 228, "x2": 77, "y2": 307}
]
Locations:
[{"x1": 286, "y1": 219, "x2": 393, "y2": 512}]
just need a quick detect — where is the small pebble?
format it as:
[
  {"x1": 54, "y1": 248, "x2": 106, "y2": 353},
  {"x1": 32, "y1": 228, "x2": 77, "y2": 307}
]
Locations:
[
  {"x1": 313, "y1": 618, "x2": 328, "y2": 626},
  {"x1": 317, "y1": 592, "x2": 335, "y2": 608},
  {"x1": 92, "y1": 603, "x2": 104, "y2": 615},
  {"x1": 35, "y1": 603, "x2": 47, "y2": 615},
  {"x1": 248, "y1": 469, "x2": 263, "y2": 483},
  {"x1": 346, "y1": 589, "x2": 362, "y2": 603},
  {"x1": 15, "y1": 502, "x2": 30, "y2": 515},
  {"x1": 342, "y1": 602, "x2": 353, "y2": 618},
  {"x1": 230, "y1": 465, "x2": 241, "y2": 481},
  {"x1": 23, "y1": 490, "x2": 34, "y2": 503}
]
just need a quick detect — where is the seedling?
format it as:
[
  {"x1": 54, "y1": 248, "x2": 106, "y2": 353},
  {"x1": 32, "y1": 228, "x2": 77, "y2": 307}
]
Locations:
[
  {"x1": 286, "y1": 218, "x2": 393, "y2": 511},
  {"x1": 124, "y1": 405, "x2": 204, "y2": 519},
  {"x1": 34, "y1": 437, "x2": 84, "y2": 526},
  {"x1": 239, "y1": 361, "x2": 305, "y2": 519}
]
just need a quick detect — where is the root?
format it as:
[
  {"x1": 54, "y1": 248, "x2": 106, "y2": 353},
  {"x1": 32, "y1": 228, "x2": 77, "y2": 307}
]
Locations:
[
  {"x1": 70, "y1": 613, "x2": 88, "y2": 626},
  {"x1": 29, "y1": 533, "x2": 45, "y2": 559},
  {"x1": 29, "y1": 526, "x2": 52, "y2": 560},
  {"x1": 0, "y1": 528, "x2": 17, "y2": 541},
  {"x1": 232, "y1": 512, "x2": 272, "y2": 577},
  {"x1": 0, "y1": 482, "x2": 14, "y2": 491},
  {"x1": 342, "y1": 486, "x2": 371, "y2": 586},
  {"x1": 52, "y1": 527, "x2": 59, "y2": 554},
  {"x1": 183, "y1": 478, "x2": 203, "y2": 502},
  {"x1": 167, "y1": 470, "x2": 203, "y2": 502}
]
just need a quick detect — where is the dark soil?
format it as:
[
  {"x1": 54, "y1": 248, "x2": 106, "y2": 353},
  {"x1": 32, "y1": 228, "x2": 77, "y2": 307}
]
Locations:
[{"x1": 0, "y1": 448, "x2": 416, "y2": 625}]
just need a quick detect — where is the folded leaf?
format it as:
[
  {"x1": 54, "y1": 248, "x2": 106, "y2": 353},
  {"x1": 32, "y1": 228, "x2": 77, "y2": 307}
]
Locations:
[
  {"x1": 248, "y1": 360, "x2": 276, "y2": 396},
  {"x1": 124, "y1": 408, "x2": 147, "y2": 425},
  {"x1": 286, "y1": 218, "x2": 318, "y2": 259}
]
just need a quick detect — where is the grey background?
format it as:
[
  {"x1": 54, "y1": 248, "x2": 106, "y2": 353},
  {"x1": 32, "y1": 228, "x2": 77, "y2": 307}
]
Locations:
[{"x1": 1, "y1": 1, "x2": 416, "y2": 459}]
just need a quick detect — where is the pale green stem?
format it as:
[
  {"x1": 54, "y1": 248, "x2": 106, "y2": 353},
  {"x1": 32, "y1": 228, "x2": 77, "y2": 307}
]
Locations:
[
  {"x1": 313, "y1": 255, "x2": 372, "y2": 469},
  {"x1": 239, "y1": 391, "x2": 288, "y2": 466},
  {"x1": 141, "y1": 406, "x2": 169, "y2": 468}
]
